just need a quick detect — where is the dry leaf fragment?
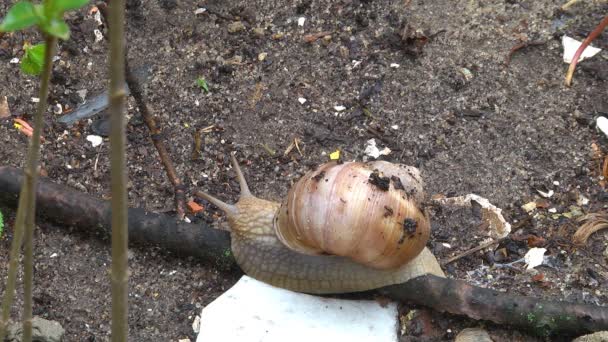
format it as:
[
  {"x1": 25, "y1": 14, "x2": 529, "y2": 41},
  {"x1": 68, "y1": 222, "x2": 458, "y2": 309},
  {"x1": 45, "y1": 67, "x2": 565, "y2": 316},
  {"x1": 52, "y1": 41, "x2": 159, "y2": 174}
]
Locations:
[
  {"x1": 187, "y1": 200, "x2": 204, "y2": 214},
  {"x1": 0, "y1": 96, "x2": 9, "y2": 118},
  {"x1": 574, "y1": 212, "x2": 608, "y2": 245},
  {"x1": 527, "y1": 235, "x2": 546, "y2": 247},
  {"x1": 303, "y1": 31, "x2": 332, "y2": 43}
]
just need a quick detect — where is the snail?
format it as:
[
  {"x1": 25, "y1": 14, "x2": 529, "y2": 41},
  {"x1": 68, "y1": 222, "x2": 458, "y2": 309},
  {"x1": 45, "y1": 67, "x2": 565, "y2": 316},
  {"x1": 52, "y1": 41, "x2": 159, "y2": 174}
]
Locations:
[{"x1": 195, "y1": 153, "x2": 444, "y2": 294}]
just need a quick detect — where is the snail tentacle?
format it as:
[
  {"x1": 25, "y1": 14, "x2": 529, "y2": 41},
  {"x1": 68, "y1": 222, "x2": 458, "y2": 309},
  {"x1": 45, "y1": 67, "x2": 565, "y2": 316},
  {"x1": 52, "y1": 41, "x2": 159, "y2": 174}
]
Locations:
[
  {"x1": 194, "y1": 190, "x2": 238, "y2": 217},
  {"x1": 230, "y1": 152, "x2": 252, "y2": 199}
]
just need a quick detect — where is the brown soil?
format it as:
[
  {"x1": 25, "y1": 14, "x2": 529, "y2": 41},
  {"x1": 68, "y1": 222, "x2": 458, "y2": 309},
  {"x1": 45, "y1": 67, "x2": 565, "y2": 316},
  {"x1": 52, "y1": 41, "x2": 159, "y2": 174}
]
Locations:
[{"x1": 0, "y1": 0, "x2": 607, "y2": 340}]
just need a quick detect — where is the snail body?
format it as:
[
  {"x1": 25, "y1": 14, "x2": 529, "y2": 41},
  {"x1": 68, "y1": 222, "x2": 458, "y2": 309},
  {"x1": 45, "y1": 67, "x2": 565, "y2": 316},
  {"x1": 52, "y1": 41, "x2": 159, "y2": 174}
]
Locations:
[{"x1": 196, "y1": 154, "x2": 444, "y2": 294}]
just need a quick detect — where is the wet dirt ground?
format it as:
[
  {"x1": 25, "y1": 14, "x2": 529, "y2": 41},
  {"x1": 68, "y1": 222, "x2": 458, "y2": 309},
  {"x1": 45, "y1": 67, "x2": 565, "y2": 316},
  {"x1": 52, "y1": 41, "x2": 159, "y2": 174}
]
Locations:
[{"x1": 0, "y1": 0, "x2": 607, "y2": 340}]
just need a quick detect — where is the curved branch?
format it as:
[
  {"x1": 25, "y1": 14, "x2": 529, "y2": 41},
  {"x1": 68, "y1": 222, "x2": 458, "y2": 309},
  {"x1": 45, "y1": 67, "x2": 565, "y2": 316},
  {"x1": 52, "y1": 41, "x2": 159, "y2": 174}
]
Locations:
[{"x1": 0, "y1": 166, "x2": 235, "y2": 271}]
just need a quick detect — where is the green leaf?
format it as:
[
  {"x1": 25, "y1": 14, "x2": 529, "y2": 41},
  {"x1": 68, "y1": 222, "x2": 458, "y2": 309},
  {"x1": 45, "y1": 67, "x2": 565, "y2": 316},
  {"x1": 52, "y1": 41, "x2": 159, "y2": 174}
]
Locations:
[
  {"x1": 40, "y1": 18, "x2": 70, "y2": 40},
  {"x1": 196, "y1": 77, "x2": 209, "y2": 93},
  {"x1": 47, "y1": 0, "x2": 89, "y2": 18},
  {"x1": 0, "y1": 1, "x2": 40, "y2": 32},
  {"x1": 53, "y1": 0, "x2": 90, "y2": 12},
  {"x1": 21, "y1": 43, "x2": 45, "y2": 76}
]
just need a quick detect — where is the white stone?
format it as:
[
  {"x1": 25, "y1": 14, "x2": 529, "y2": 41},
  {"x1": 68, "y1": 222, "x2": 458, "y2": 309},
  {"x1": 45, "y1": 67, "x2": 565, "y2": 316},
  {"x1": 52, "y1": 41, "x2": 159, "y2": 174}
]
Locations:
[
  {"x1": 196, "y1": 276, "x2": 399, "y2": 342},
  {"x1": 86, "y1": 135, "x2": 103, "y2": 147},
  {"x1": 298, "y1": 17, "x2": 306, "y2": 26},
  {"x1": 298, "y1": 97, "x2": 307, "y2": 104},
  {"x1": 597, "y1": 117, "x2": 608, "y2": 138}
]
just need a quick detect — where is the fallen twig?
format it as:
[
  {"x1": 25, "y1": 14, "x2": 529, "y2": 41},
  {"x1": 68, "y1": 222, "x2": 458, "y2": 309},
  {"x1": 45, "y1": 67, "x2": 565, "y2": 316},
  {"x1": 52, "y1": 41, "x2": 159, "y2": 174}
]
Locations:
[
  {"x1": 0, "y1": 166, "x2": 235, "y2": 270},
  {"x1": 441, "y1": 238, "x2": 503, "y2": 266},
  {"x1": 0, "y1": 165, "x2": 606, "y2": 337},
  {"x1": 504, "y1": 40, "x2": 545, "y2": 67},
  {"x1": 565, "y1": 14, "x2": 608, "y2": 86},
  {"x1": 99, "y1": 3, "x2": 187, "y2": 219},
  {"x1": 380, "y1": 274, "x2": 608, "y2": 337}
]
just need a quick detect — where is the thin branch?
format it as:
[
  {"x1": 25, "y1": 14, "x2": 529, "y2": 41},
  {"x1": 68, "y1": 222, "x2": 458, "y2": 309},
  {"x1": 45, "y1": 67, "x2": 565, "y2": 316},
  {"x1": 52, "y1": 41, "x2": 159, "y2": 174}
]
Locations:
[
  {"x1": 441, "y1": 238, "x2": 502, "y2": 266},
  {"x1": 504, "y1": 41, "x2": 545, "y2": 67},
  {"x1": 98, "y1": 3, "x2": 186, "y2": 220},
  {"x1": 0, "y1": 35, "x2": 57, "y2": 341},
  {"x1": 107, "y1": 0, "x2": 129, "y2": 339}
]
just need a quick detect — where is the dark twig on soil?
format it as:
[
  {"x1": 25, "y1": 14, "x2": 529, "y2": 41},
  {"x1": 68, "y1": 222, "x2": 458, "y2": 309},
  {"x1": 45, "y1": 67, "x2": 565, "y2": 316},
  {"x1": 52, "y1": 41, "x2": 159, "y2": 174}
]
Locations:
[
  {"x1": 1, "y1": 166, "x2": 607, "y2": 337},
  {"x1": 504, "y1": 40, "x2": 545, "y2": 67},
  {"x1": 98, "y1": 3, "x2": 187, "y2": 220},
  {"x1": 565, "y1": 14, "x2": 608, "y2": 86},
  {"x1": 379, "y1": 274, "x2": 608, "y2": 337},
  {"x1": 441, "y1": 238, "x2": 503, "y2": 266},
  {"x1": 0, "y1": 166, "x2": 235, "y2": 270}
]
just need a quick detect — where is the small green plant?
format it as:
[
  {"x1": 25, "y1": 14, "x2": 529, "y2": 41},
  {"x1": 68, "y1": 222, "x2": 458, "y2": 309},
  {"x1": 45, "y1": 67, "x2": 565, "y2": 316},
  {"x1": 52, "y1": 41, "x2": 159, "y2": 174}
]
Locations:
[
  {"x1": 21, "y1": 42, "x2": 46, "y2": 75},
  {"x1": 0, "y1": 0, "x2": 90, "y2": 340},
  {"x1": 196, "y1": 77, "x2": 209, "y2": 93}
]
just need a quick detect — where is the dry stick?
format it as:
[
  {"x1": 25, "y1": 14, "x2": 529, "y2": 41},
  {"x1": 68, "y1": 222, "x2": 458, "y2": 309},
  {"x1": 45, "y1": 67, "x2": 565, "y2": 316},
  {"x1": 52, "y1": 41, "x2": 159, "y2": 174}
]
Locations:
[
  {"x1": 99, "y1": 3, "x2": 186, "y2": 220},
  {"x1": 565, "y1": 14, "x2": 608, "y2": 86},
  {"x1": 0, "y1": 166, "x2": 235, "y2": 269},
  {"x1": 379, "y1": 274, "x2": 608, "y2": 337},
  {"x1": 504, "y1": 41, "x2": 545, "y2": 66},
  {"x1": 0, "y1": 35, "x2": 58, "y2": 341},
  {"x1": 125, "y1": 65, "x2": 187, "y2": 219},
  {"x1": 0, "y1": 169, "x2": 606, "y2": 337},
  {"x1": 441, "y1": 238, "x2": 502, "y2": 266},
  {"x1": 106, "y1": 0, "x2": 129, "y2": 340}
]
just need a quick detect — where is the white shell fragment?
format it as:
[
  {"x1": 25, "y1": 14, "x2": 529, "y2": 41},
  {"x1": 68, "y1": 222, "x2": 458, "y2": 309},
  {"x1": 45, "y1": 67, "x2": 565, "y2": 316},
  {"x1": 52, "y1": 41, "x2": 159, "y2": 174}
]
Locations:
[
  {"x1": 562, "y1": 36, "x2": 602, "y2": 64},
  {"x1": 197, "y1": 276, "x2": 399, "y2": 342},
  {"x1": 94, "y1": 29, "x2": 104, "y2": 43},
  {"x1": 524, "y1": 247, "x2": 546, "y2": 270},
  {"x1": 433, "y1": 194, "x2": 511, "y2": 239},
  {"x1": 334, "y1": 105, "x2": 346, "y2": 112},
  {"x1": 298, "y1": 17, "x2": 306, "y2": 26},
  {"x1": 536, "y1": 188, "x2": 554, "y2": 198},
  {"x1": 86, "y1": 135, "x2": 103, "y2": 147},
  {"x1": 364, "y1": 138, "x2": 391, "y2": 159},
  {"x1": 298, "y1": 97, "x2": 307, "y2": 104},
  {"x1": 597, "y1": 117, "x2": 608, "y2": 138}
]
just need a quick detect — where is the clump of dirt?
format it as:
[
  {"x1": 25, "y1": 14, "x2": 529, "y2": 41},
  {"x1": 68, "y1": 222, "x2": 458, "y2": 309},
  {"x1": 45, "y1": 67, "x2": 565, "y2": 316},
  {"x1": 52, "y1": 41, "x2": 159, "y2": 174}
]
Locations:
[{"x1": 0, "y1": 0, "x2": 606, "y2": 340}]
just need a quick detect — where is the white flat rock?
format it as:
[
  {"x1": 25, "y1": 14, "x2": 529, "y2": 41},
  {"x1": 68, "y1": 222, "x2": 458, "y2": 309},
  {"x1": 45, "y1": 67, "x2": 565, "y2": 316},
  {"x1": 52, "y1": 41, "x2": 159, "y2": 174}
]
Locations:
[{"x1": 196, "y1": 275, "x2": 399, "y2": 342}]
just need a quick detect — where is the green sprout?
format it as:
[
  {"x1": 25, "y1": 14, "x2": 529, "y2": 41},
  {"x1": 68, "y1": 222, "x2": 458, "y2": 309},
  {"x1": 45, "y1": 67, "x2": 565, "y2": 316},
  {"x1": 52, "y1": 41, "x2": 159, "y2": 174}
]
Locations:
[
  {"x1": 0, "y1": 210, "x2": 4, "y2": 238},
  {"x1": 196, "y1": 77, "x2": 209, "y2": 93},
  {"x1": 21, "y1": 42, "x2": 46, "y2": 75}
]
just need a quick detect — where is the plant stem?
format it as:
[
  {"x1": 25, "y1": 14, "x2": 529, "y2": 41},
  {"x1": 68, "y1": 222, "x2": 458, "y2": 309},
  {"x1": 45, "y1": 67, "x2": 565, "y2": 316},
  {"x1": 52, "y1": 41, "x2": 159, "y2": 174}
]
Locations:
[
  {"x1": 107, "y1": 0, "x2": 129, "y2": 340},
  {"x1": 565, "y1": 14, "x2": 608, "y2": 86},
  {"x1": 0, "y1": 34, "x2": 57, "y2": 341}
]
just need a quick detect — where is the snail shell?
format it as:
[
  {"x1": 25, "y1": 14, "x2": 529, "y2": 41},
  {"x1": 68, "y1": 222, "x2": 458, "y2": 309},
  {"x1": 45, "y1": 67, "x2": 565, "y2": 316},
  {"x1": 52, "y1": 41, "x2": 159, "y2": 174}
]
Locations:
[
  {"x1": 274, "y1": 161, "x2": 430, "y2": 269},
  {"x1": 195, "y1": 154, "x2": 442, "y2": 294}
]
